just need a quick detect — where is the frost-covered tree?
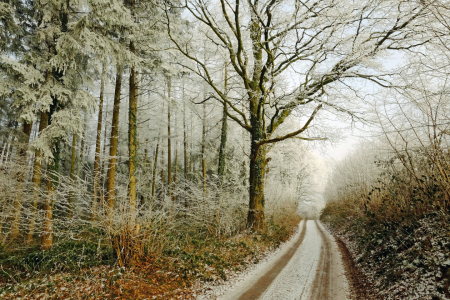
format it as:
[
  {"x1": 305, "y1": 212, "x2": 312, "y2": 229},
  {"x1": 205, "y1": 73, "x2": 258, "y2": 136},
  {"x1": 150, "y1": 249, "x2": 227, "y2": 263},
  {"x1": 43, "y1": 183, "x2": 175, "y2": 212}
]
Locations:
[
  {"x1": 0, "y1": 0, "x2": 140, "y2": 247},
  {"x1": 165, "y1": 0, "x2": 432, "y2": 231}
]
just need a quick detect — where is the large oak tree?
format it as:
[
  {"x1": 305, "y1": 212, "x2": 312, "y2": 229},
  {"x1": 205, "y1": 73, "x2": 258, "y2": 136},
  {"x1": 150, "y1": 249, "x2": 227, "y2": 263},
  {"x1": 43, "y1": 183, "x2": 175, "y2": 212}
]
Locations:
[{"x1": 165, "y1": 0, "x2": 431, "y2": 230}]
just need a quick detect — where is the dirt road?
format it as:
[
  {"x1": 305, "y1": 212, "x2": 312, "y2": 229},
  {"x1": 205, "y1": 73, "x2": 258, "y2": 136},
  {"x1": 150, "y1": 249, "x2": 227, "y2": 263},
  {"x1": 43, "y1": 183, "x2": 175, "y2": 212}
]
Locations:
[{"x1": 218, "y1": 220, "x2": 350, "y2": 300}]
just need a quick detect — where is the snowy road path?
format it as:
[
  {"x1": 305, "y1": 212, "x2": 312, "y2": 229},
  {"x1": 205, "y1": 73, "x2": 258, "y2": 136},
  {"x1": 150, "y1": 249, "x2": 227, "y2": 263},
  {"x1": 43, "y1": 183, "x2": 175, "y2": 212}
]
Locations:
[{"x1": 219, "y1": 220, "x2": 350, "y2": 300}]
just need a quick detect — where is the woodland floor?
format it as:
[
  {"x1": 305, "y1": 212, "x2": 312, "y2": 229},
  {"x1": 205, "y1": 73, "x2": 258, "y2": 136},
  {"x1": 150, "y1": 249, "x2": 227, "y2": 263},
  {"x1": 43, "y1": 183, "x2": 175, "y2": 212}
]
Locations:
[{"x1": 0, "y1": 219, "x2": 300, "y2": 299}]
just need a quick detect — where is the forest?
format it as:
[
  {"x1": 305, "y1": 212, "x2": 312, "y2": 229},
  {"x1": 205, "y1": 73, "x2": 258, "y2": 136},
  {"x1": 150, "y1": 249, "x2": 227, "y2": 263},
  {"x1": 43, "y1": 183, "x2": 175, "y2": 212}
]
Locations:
[{"x1": 0, "y1": 0, "x2": 449, "y2": 298}]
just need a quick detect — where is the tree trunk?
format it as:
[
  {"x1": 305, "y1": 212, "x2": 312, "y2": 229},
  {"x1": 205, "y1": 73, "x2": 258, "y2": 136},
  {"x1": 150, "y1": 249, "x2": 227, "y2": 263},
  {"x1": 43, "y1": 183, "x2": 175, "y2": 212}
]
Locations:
[
  {"x1": 202, "y1": 101, "x2": 206, "y2": 197},
  {"x1": 151, "y1": 139, "x2": 159, "y2": 202},
  {"x1": 27, "y1": 112, "x2": 49, "y2": 245},
  {"x1": 9, "y1": 121, "x2": 33, "y2": 241},
  {"x1": 41, "y1": 179, "x2": 54, "y2": 250},
  {"x1": 79, "y1": 112, "x2": 87, "y2": 179},
  {"x1": 105, "y1": 64, "x2": 122, "y2": 218},
  {"x1": 190, "y1": 110, "x2": 193, "y2": 174},
  {"x1": 167, "y1": 77, "x2": 172, "y2": 199},
  {"x1": 0, "y1": 136, "x2": 8, "y2": 166},
  {"x1": 69, "y1": 132, "x2": 76, "y2": 218},
  {"x1": 174, "y1": 108, "x2": 178, "y2": 203},
  {"x1": 183, "y1": 82, "x2": 188, "y2": 210},
  {"x1": 128, "y1": 55, "x2": 138, "y2": 226},
  {"x1": 0, "y1": 123, "x2": 13, "y2": 167},
  {"x1": 141, "y1": 141, "x2": 148, "y2": 208},
  {"x1": 247, "y1": 120, "x2": 266, "y2": 232},
  {"x1": 1, "y1": 140, "x2": 9, "y2": 165},
  {"x1": 157, "y1": 148, "x2": 166, "y2": 204},
  {"x1": 2, "y1": 141, "x2": 11, "y2": 165},
  {"x1": 152, "y1": 101, "x2": 164, "y2": 203},
  {"x1": 41, "y1": 141, "x2": 60, "y2": 250},
  {"x1": 217, "y1": 65, "x2": 228, "y2": 183},
  {"x1": 216, "y1": 66, "x2": 228, "y2": 226},
  {"x1": 92, "y1": 62, "x2": 106, "y2": 221},
  {"x1": 1, "y1": 122, "x2": 16, "y2": 166},
  {"x1": 101, "y1": 106, "x2": 109, "y2": 184},
  {"x1": 183, "y1": 83, "x2": 188, "y2": 181}
]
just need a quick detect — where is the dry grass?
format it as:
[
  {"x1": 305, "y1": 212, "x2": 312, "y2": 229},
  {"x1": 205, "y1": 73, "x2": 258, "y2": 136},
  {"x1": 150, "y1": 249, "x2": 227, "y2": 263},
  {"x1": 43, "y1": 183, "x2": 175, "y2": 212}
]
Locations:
[{"x1": 0, "y1": 211, "x2": 300, "y2": 299}]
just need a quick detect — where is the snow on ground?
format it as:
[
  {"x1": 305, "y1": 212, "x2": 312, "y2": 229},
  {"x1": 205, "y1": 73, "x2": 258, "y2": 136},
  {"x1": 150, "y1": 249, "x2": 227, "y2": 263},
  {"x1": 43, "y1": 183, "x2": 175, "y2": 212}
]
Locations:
[
  {"x1": 198, "y1": 220, "x2": 350, "y2": 300},
  {"x1": 259, "y1": 221, "x2": 349, "y2": 300},
  {"x1": 259, "y1": 220, "x2": 320, "y2": 299},
  {"x1": 197, "y1": 220, "x2": 305, "y2": 300}
]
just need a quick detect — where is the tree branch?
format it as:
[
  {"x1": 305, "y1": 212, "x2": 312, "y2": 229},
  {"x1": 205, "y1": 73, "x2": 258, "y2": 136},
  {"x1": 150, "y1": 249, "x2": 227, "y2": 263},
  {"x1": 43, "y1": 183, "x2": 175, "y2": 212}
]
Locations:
[{"x1": 258, "y1": 104, "x2": 322, "y2": 146}]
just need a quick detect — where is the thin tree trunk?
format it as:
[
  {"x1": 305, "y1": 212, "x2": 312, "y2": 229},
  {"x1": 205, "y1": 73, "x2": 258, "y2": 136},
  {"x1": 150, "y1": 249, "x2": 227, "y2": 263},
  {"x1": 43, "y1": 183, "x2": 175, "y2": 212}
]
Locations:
[
  {"x1": 0, "y1": 132, "x2": 11, "y2": 167},
  {"x1": 128, "y1": 54, "x2": 138, "y2": 227},
  {"x1": 216, "y1": 65, "x2": 228, "y2": 226},
  {"x1": 28, "y1": 120, "x2": 39, "y2": 167},
  {"x1": 101, "y1": 106, "x2": 109, "y2": 184},
  {"x1": 6, "y1": 123, "x2": 17, "y2": 164},
  {"x1": 167, "y1": 77, "x2": 172, "y2": 199},
  {"x1": 105, "y1": 64, "x2": 122, "y2": 218},
  {"x1": 41, "y1": 180, "x2": 54, "y2": 250},
  {"x1": 183, "y1": 82, "x2": 188, "y2": 181},
  {"x1": 218, "y1": 65, "x2": 228, "y2": 183},
  {"x1": 1, "y1": 122, "x2": 17, "y2": 166},
  {"x1": 0, "y1": 136, "x2": 5, "y2": 156},
  {"x1": 183, "y1": 81, "x2": 188, "y2": 210},
  {"x1": 2, "y1": 141, "x2": 11, "y2": 165},
  {"x1": 141, "y1": 140, "x2": 148, "y2": 208},
  {"x1": 41, "y1": 141, "x2": 60, "y2": 250},
  {"x1": 92, "y1": 62, "x2": 106, "y2": 221},
  {"x1": 79, "y1": 112, "x2": 87, "y2": 179},
  {"x1": 174, "y1": 108, "x2": 178, "y2": 203},
  {"x1": 190, "y1": 110, "x2": 193, "y2": 174},
  {"x1": 27, "y1": 84, "x2": 50, "y2": 244},
  {"x1": 152, "y1": 100, "x2": 164, "y2": 203},
  {"x1": 241, "y1": 99, "x2": 247, "y2": 187},
  {"x1": 0, "y1": 138, "x2": 7, "y2": 164},
  {"x1": 9, "y1": 121, "x2": 33, "y2": 241},
  {"x1": 69, "y1": 132, "x2": 76, "y2": 218},
  {"x1": 202, "y1": 101, "x2": 206, "y2": 197},
  {"x1": 151, "y1": 138, "x2": 159, "y2": 201}
]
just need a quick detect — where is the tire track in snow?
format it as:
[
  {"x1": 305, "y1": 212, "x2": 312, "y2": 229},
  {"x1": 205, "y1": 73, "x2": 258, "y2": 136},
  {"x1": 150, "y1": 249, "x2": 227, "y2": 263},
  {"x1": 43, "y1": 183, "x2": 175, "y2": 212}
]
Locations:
[
  {"x1": 237, "y1": 220, "x2": 308, "y2": 299},
  {"x1": 259, "y1": 220, "x2": 322, "y2": 300},
  {"x1": 309, "y1": 220, "x2": 332, "y2": 300},
  {"x1": 308, "y1": 221, "x2": 350, "y2": 300},
  {"x1": 214, "y1": 220, "x2": 350, "y2": 300},
  {"x1": 257, "y1": 220, "x2": 349, "y2": 300}
]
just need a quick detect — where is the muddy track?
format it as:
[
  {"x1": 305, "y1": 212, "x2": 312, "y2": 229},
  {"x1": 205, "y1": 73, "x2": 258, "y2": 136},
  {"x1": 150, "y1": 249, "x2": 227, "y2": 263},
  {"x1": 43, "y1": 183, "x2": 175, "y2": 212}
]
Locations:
[
  {"x1": 310, "y1": 220, "x2": 333, "y2": 300},
  {"x1": 335, "y1": 236, "x2": 376, "y2": 300},
  {"x1": 237, "y1": 220, "x2": 308, "y2": 300}
]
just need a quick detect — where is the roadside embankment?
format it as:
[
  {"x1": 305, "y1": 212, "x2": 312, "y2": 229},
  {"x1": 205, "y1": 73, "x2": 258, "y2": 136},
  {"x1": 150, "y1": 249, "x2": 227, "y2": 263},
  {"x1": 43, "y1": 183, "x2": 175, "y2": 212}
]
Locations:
[{"x1": 322, "y1": 209, "x2": 450, "y2": 300}]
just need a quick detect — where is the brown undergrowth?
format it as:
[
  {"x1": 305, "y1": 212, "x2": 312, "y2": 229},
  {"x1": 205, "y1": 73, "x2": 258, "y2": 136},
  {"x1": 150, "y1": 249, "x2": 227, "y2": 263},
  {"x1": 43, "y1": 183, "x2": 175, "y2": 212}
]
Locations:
[{"x1": 0, "y1": 209, "x2": 300, "y2": 299}]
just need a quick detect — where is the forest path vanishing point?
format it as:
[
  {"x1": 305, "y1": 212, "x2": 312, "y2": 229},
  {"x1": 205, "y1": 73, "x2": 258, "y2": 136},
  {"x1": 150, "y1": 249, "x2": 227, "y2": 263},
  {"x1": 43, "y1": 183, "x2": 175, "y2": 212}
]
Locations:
[{"x1": 221, "y1": 220, "x2": 350, "y2": 300}]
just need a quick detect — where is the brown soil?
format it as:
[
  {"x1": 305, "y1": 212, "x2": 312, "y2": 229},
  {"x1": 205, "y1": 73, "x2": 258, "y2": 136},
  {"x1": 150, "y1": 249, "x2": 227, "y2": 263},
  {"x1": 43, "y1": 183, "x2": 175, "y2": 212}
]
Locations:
[
  {"x1": 237, "y1": 220, "x2": 308, "y2": 300},
  {"x1": 335, "y1": 236, "x2": 376, "y2": 300}
]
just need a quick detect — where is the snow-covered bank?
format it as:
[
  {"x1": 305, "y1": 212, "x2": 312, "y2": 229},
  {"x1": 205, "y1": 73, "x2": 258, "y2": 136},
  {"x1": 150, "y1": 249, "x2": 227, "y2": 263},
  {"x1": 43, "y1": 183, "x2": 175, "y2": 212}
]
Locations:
[{"x1": 323, "y1": 213, "x2": 450, "y2": 300}]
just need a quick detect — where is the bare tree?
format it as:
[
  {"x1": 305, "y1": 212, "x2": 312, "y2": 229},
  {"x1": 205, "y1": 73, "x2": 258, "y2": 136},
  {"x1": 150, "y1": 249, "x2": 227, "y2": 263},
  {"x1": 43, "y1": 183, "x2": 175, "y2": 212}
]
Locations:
[{"x1": 165, "y1": 0, "x2": 430, "y2": 231}]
